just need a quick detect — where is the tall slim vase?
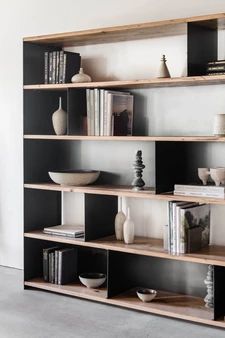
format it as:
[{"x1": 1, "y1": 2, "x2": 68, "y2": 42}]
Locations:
[
  {"x1": 52, "y1": 97, "x2": 67, "y2": 135},
  {"x1": 123, "y1": 207, "x2": 134, "y2": 244},
  {"x1": 115, "y1": 197, "x2": 126, "y2": 240}
]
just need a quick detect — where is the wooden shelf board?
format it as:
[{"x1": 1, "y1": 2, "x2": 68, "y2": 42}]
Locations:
[
  {"x1": 23, "y1": 75, "x2": 225, "y2": 90},
  {"x1": 24, "y1": 231, "x2": 225, "y2": 267},
  {"x1": 23, "y1": 135, "x2": 225, "y2": 142},
  {"x1": 23, "y1": 183, "x2": 225, "y2": 205},
  {"x1": 23, "y1": 13, "x2": 225, "y2": 46},
  {"x1": 25, "y1": 278, "x2": 225, "y2": 327}
]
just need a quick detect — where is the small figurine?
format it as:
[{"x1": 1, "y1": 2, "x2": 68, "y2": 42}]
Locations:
[
  {"x1": 158, "y1": 54, "x2": 171, "y2": 78},
  {"x1": 131, "y1": 150, "x2": 145, "y2": 191}
]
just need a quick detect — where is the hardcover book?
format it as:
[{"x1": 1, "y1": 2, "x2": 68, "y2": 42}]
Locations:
[{"x1": 58, "y1": 248, "x2": 77, "y2": 285}]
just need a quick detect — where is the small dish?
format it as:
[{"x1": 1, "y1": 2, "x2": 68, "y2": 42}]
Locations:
[
  {"x1": 136, "y1": 288, "x2": 157, "y2": 302},
  {"x1": 48, "y1": 169, "x2": 100, "y2": 186},
  {"x1": 79, "y1": 273, "x2": 106, "y2": 288}
]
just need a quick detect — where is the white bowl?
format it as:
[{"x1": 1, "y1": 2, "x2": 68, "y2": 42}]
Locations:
[
  {"x1": 136, "y1": 288, "x2": 157, "y2": 302},
  {"x1": 48, "y1": 170, "x2": 100, "y2": 186},
  {"x1": 79, "y1": 273, "x2": 106, "y2": 288}
]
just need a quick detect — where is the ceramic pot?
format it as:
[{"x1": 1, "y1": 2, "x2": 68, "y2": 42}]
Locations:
[
  {"x1": 71, "y1": 67, "x2": 92, "y2": 83},
  {"x1": 115, "y1": 197, "x2": 126, "y2": 240},
  {"x1": 52, "y1": 97, "x2": 67, "y2": 135},
  {"x1": 210, "y1": 168, "x2": 225, "y2": 186},
  {"x1": 123, "y1": 207, "x2": 134, "y2": 244},
  {"x1": 158, "y1": 54, "x2": 171, "y2": 78},
  {"x1": 198, "y1": 168, "x2": 209, "y2": 185},
  {"x1": 213, "y1": 114, "x2": 225, "y2": 136}
]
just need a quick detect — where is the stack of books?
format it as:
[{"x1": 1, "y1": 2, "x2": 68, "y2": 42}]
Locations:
[
  {"x1": 174, "y1": 184, "x2": 225, "y2": 199},
  {"x1": 43, "y1": 247, "x2": 77, "y2": 285},
  {"x1": 86, "y1": 89, "x2": 134, "y2": 136},
  {"x1": 167, "y1": 202, "x2": 210, "y2": 254},
  {"x1": 44, "y1": 50, "x2": 80, "y2": 84},
  {"x1": 43, "y1": 224, "x2": 84, "y2": 238},
  {"x1": 206, "y1": 60, "x2": 225, "y2": 76}
]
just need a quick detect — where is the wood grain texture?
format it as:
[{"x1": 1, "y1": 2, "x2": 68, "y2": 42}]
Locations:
[
  {"x1": 23, "y1": 74, "x2": 225, "y2": 90},
  {"x1": 23, "y1": 13, "x2": 225, "y2": 46},
  {"x1": 24, "y1": 232, "x2": 225, "y2": 267},
  {"x1": 25, "y1": 278, "x2": 225, "y2": 327}
]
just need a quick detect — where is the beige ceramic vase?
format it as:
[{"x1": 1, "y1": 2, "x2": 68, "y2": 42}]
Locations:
[
  {"x1": 158, "y1": 54, "x2": 171, "y2": 78},
  {"x1": 123, "y1": 207, "x2": 134, "y2": 244},
  {"x1": 115, "y1": 197, "x2": 126, "y2": 240},
  {"x1": 52, "y1": 97, "x2": 67, "y2": 135},
  {"x1": 71, "y1": 67, "x2": 92, "y2": 83}
]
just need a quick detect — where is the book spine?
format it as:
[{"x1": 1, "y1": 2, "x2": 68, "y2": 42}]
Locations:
[
  {"x1": 43, "y1": 249, "x2": 49, "y2": 281},
  {"x1": 86, "y1": 89, "x2": 91, "y2": 136},
  {"x1": 56, "y1": 51, "x2": 60, "y2": 84},
  {"x1": 179, "y1": 210, "x2": 186, "y2": 254},
  {"x1": 59, "y1": 51, "x2": 64, "y2": 84},
  {"x1": 94, "y1": 89, "x2": 100, "y2": 136},
  {"x1": 174, "y1": 191, "x2": 224, "y2": 198},
  {"x1": 208, "y1": 60, "x2": 225, "y2": 65},
  {"x1": 171, "y1": 203, "x2": 176, "y2": 254},
  {"x1": 52, "y1": 51, "x2": 57, "y2": 84},
  {"x1": 207, "y1": 65, "x2": 225, "y2": 71},
  {"x1": 44, "y1": 52, "x2": 49, "y2": 84},
  {"x1": 55, "y1": 250, "x2": 58, "y2": 284},
  {"x1": 106, "y1": 93, "x2": 113, "y2": 136},
  {"x1": 63, "y1": 54, "x2": 67, "y2": 84},
  {"x1": 167, "y1": 202, "x2": 172, "y2": 253},
  {"x1": 207, "y1": 72, "x2": 225, "y2": 76},
  {"x1": 48, "y1": 52, "x2": 53, "y2": 84},
  {"x1": 100, "y1": 89, "x2": 105, "y2": 136},
  {"x1": 90, "y1": 90, "x2": 95, "y2": 135},
  {"x1": 58, "y1": 251, "x2": 62, "y2": 285},
  {"x1": 52, "y1": 252, "x2": 55, "y2": 283},
  {"x1": 103, "y1": 91, "x2": 108, "y2": 136},
  {"x1": 48, "y1": 252, "x2": 52, "y2": 283},
  {"x1": 174, "y1": 184, "x2": 224, "y2": 193},
  {"x1": 175, "y1": 205, "x2": 180, "y2": 254}
]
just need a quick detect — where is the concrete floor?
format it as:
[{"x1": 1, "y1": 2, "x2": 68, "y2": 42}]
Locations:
[{"x1": 0, "y1": 266, "x2": 225, "y2": 338}]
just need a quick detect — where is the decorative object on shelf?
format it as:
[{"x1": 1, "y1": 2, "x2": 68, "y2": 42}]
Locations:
[
  {"x1": 210, "y1": 168, "x2": 225, "y2": 186},
  {"x1": 123, "y1": 207, "x2": 134, "y2": 244},
  {"x1": 213, "y1": 113, "x2": 225, "y2": 136},
  {"x1": 158, "y1": 54, "x2": 171, "y2": 78},
  {"x1": 136, "y1": 289, "x2": 157, "y2": 302},
  {"x1": 48, "y1": 169, "x2": 100, "y2": 186},
  {"x1": 79, "y1": 273, "x2": 106, "y2": 288},
  {"x1": 52, "y1": 97, "x2": 67, "y2": 135},
  {"x1": 115, "y1": 197, "x2": 126, "y2": 240},
  {"x1": 132, "y1": 150, "x2": 145, "y2": 191},
  {"x1": 198, "y1": 168, "x2": 210, "y2": 185},
  {"x1": 204, "y1": 265, "x2": 214, "y2": 309},
  {"x1": 71, "y1": 67, "x2": 92, "y2": 83}
]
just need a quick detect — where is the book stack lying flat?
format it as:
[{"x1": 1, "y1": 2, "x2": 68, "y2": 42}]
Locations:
[
  {"x1": 43, "y1": 224, "x2": 84, "y2": 238},
  {"x1": 167, "y1": 202, "x2": 210, "y2": 254},
  {"x1": 206, "y1": 59, "x2": 225, "y2": 76},
  {"x1": 43, "y1": 247, "x2": 77, "y2": 285},
  {"x1": 174, "y1": 184, "x2": 225, "y2": 199},
  {"x1": 86, "y1": 89, "x2": 134, "y2": 136}
]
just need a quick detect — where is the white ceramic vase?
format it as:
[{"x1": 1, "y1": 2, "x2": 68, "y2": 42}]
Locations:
[
  {"x1": 71, "y1": 67, "x2": 92, "y2": 83},
  {"x1": 115, "y1": 197, "x2": 126, "y2": 240},
  {"x1": 52, "y1": 97, "x2": 67, "y2": 135},
  {"x1": 158, "y1": 54, "x2": 171, "y2": 78},
  {"x1": 123, "y1": 207, "x2": 134, "y2": 244}
]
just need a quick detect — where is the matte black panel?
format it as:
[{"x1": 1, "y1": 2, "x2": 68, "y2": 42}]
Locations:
[
  {"x1": 188, "y1": 20, "x2": 217, "y2": 76},
  {"x1": 23, "y1": 42, "x2": 61, "y2": 85},
  {"x1": 85, "y1": 194, "x2": 117, "y2": 241},
  {"x1": 108, "y1": 251, "x2": 207, "y2": 298},
  {"x1": 68, "y1": 89, "x2": 87, "y2": 135},
  {"x1": 24, "y1": 90, "x2": 67, "y2": 134},
  {"x1": 24, "y1": 189, "x2": 61, "y2": 232},
  {"x1": 214, "y1": 266, "x2": 225, "y2": 320}
]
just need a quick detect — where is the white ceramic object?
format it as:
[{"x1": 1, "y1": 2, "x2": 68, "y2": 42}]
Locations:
[
  {"x1": 198, "y1": 168, "x2": 209, "y2": 185},
  {"x1": 115, "y1": 197, "x2": 126, "y2": 240},
  {"x1": 48, "y1": 170, "x2": 100, "y2": 186},
  {"x1": 210, "y1": 168, "x2": 225, "y2": 186},
  {"x1": 136, "y1": 289, "x2": 157, "y2": 302},
  {"x1": 213, "y1": 114, "x2": 225, "y2": 136},
  {"x1": 52, "y1": 97, "x2": 67, "y2": 135},
  {"x1": 158, "y1": 54, "x2": 171, "y2": 78},
  {"x1": 79, "y1": 273, "x2": 106, "y2": 288},
  {"x1": 123, "y1": 207, "x2": 134, "y2": 244},
  {"x1": 71, "y1": 67, "x2": 92, "y2": 83}
]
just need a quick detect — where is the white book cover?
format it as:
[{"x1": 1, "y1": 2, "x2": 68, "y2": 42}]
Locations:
[
  {"x1": 174, "y1": 191, "x2": 225, "y2": 199},
  {"x1": 89, "y1": 90, "x2": 95, "y2": 136},
  {"x1": 99, "y1": 89, "x2": 105, "y2": 136},
  {"x1": 94, "y1": 88, "x2": 100, "y2": 136},
  {"x1": 44, "y1": 224, "x2": 84, "y2": 235},
  {"x1": 174, "y1": 184, "x2": 225, "y2": 193}
]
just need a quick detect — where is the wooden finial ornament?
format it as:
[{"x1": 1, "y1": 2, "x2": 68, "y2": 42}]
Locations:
[
  {"x1": 132, "y1": 150, "x2": 145, "y2": 191},
  {"x1": 158, "y1": 54, "x2": 171, "y2": 78}
]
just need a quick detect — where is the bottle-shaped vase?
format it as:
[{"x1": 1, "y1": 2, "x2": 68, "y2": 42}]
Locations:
[
  {"x1": 52, "y1": 97, "x2": 67, "y2": 135},
  {"x1": 115, "y1": 197, "x2": 126, "y2": 240},
  {"x1": 71, "y1": 67, "x2": 92, "y2": 83},
  {"x1": 123, "y1": 207, "x2": 134, "y2": 244}
]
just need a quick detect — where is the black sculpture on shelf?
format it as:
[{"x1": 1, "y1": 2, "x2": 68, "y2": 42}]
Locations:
[{"x1": 132, "y1": 150, "x2": 145, "y2": 191}]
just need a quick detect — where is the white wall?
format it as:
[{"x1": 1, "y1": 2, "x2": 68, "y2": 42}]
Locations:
[{"x1": 1, "y1": 0, "x2": 225, "y2": 268}]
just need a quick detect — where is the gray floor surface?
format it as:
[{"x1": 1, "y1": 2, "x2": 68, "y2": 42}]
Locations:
[{"x1": 0, "y1": 266, "x2": 225, "y2": 338}]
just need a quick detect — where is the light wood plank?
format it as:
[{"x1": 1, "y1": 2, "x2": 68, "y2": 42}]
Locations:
[
  {"x1": 23, "y1": 75, "x2": 225, "y2": 90},
  {"x1": 23, "y1": 135, "x2": 225, "y2": 142},
  {"x1": 23, "y1": 13, "x2": 225, "y2": 46},
  {"x1": 25, "y1": 278, "x2": 225, "y2": 328}
]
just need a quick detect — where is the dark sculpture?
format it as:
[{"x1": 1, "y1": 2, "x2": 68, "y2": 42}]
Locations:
[{"x1": 132, "y1": 150, "x2": 145, "y2": 191}]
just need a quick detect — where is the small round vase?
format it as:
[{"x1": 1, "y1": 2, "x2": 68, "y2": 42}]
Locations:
[
  {"x1": 115, "y1": 197, "x2": 126, "y2": 240},
  {"x1": 71, "y1": 67, "x2": 92, "y2": 83},
  {"x1": 52, "y1": 97, "x2": 67, "y2": 135},
  {"x1": 123, "y1": 207, "x2": 134, "y2": 244}
]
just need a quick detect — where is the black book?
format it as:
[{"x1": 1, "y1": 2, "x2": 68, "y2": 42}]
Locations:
[
  {"x1": 62, "y1": 51, "x2": 81, "y2": 83},
  {"x1": 58, "y1": 248, "x2": 77, "y2": 285},
  {"x1": 43, "y1": 246, "x2": 59, "y2": 282}
]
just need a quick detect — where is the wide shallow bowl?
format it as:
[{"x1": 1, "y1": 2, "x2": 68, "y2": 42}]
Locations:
[
  {"x1": 136, "y1": 288, "x2": 157, "y2": 302},
  {"x1": 48, "y1": 170, "x2": 100, "y2": 186},
  {"x1": 79, "y1": 273, "x2": 106, "y2": 288}
]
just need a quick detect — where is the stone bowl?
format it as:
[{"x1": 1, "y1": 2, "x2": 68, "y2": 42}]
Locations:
[
  {"x1": 136, "y1": 288, "x2": 157, "y2": 302},
  {"x1": 79, "y1": 273, "x2": 106, "y2": 288},
  {"x1": 48, "y1": 170, "x2": 100, "y2": 186}
]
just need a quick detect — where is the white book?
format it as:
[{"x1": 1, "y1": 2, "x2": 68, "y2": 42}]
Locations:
[
  {"x1": 99, "y1": 89, "x2": 105, "y2": 136},
  {"x1": 174, "y1": 191, "x2": 225, "y2": 199},
  {"x1": 174, "y1": 184, "x2": 225, "y2": 193},
  {"x1": 43, "y1": 224, "x2": 84, "y2": 237},
  {"x1": 89, "y1": 90, "x2": 95, "y2": 135},
  {"x1": 94, "y1": 89, "x2": 100, "y2": 136}
]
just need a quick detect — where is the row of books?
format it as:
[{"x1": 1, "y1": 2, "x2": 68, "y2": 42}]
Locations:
[
  {"x1": 43, "y1": 224, "x2": 84, "y2": 238},
  {"x1": 167, "y1": 201, "x2": 210, "y2": 254},
  {"x1": 174, "y1": 184, "x2": 225, "y2": 199},
  {"x1": 44, "y1": 50, "x2": 80, "y2": 84},
  {"x1": 206, "y1": 59, "x2": 225, "y2": 76},
  {"x1": 43, "y1": 247, "x2": 77, "y2": 285},
  {"x1": 86, "y1": 89, "x2": 134, "y2": 136}
]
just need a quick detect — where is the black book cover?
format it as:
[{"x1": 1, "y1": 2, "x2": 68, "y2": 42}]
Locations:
[
  {"x1": 63, "y1": 51, "x2": 81, "y2": 83},
  {"x1": 43, "y1": 246, "x2": 59, "y2": 282},
  {"x1": 58, "y1": 248, "x2": 77, "y2": 285}
]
